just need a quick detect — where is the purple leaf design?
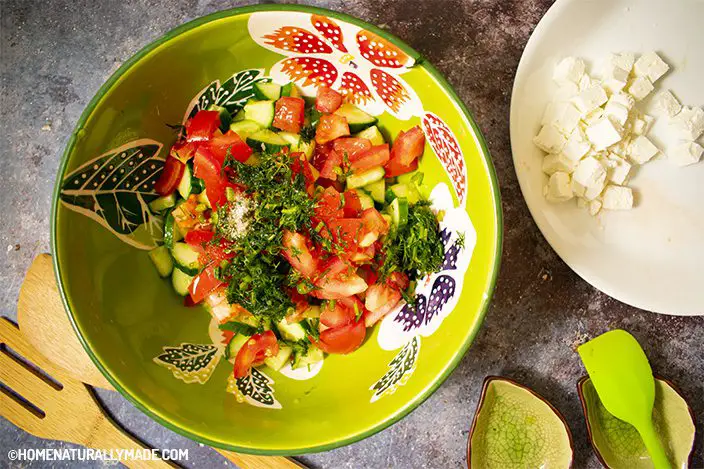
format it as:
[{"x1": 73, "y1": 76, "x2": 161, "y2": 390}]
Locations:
[
  {"x1": 441, "y1": 240, "x2": 461, "y2": 271},
  {"x1": 440, "y1": 227, "x2": 452, "y2": 248},
  {"x1": 394, "y1": 294, "x2": 427, "y2": 332},
  {"x1": 425, "y1": 275, "x2": 456, "y2": 325}
]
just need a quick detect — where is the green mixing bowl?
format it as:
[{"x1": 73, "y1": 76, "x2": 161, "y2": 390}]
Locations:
[{"x1": 52, "y1": 4, "x2": 501, "y2": 454}]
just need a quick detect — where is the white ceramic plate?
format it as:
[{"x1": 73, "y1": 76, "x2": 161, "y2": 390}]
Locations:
[{"x1": 511, "y1": 0, "x2": 704, "y2": 315}]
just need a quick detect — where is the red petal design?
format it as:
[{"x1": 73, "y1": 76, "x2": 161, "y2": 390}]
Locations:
[
  {"x1": 369, "y1": 69, "x2": 410, "y2": 112},
  {"x1": 311, "y1": 15, "x2": 348, "y2": 52},
  {"x1": 356, "y1": 30, "x2": 410, "y2": 68},
  {"x1": 422, "y1": 112, "x2": 466, "y2": 204},
  {"x1": 339, "y1": 72, "x2": 373, "y2": 105},
  {"x1": 264, "y1": 27, "x2": 333, "y2": 54},
  {"x1": 280, "y1": 57, "x2": 338, "y2": 88}
]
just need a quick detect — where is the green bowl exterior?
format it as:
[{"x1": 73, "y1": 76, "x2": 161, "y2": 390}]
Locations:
[{"x1": 51, "y1": 4, "x2": 502, "y2": 455}]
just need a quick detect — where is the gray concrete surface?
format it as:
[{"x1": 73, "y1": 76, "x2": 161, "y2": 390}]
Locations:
[{"x1": 1, "y1": 0, "x2": 702, "y2": 468}]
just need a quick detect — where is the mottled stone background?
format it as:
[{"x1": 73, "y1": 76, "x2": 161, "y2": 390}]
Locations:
[{"x1": 1, "y1": 1, "x2": 702, "y2": 468}]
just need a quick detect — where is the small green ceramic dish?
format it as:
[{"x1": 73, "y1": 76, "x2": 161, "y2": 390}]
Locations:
[
  {"x1": 51, "y1": 5, "x2": 501, "y2": 454},
  {"x1": 578, "y1": 376, "x2": 696, "y2": 469},
  {"x1": 468, "y1": 376, "x2": 574, "y2": 468}
]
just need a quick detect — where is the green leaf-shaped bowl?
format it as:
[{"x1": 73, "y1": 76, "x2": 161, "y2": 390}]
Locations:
[
  {"x1": 578, "y1": 376, "x2": 696, "y2": 468},
  {"x1": 468, "y1": 376, "x2": 574, "y2": 469},
  {"x1": 51, "y1": 5, "x2": 501, "y2": 454}
]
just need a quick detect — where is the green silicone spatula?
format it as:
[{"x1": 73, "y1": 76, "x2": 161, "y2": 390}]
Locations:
[{"x1": 577, "y1": 329, "x2": 671, "y2": 469}]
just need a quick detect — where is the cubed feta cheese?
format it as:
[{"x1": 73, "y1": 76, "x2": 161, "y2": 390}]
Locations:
[
  {"x1": 670, "y1": 106, "x2": 704, "y2": 140},
  {"x1": 573, "y1": 156, "x2": 607, "y2": 190},
  {"x1": 545, "y1": 172, "x2": 574, "y2": 202},
  {"x1": 577, "y1": 197, "x2": 588, "y2": 209},
  {"x1": 589, "y1": 199, "x2": 602, "y2": 216},
  {"x1": 627, "y1": 76, "x2": 654, "y2": 101},
  {"x1": 669, "y1": 141, "x2": 704, "y2": 167},
  {"x1": 552, "y1": 102, "x2": 582, "y2": 135},
  {"x1": 608, "y1": 92, "x2": 635, "y2": 110},
  {"x1": 602, "y1": 185, "x2": 634, "y2": 210},
  {"x1": 554, "y1": 82, "x2": 580, "y2": 101},
  {"x1": 607, "y1": 158, "x2": 632, "y2": 185},
  {"x1": 602, "y1": 55, "x2": 631, "y2": 82},
  {"x1": 633, "y1": 51, "x2": 670, "y2": 83},
  {"x1": 573, "y1": 84, "x2": 608, "y2": 114},
  {"x1": 628, "y1": 135, "x2": 659, "y2": 164},
  {"x1": 542, "y1": 153, "x2": 577, "y2": 174},
  {"x1": 582, "y1": 108, "x2": 605, "y2": 126},
  {"x1": 603, "y1": 79, "x2": 627, "y2": 95},
  {"x1": 578, "y1": 74, "x2": 592, "y2": 91},
  {"x1": 630, "y1": 113, "x2": 654, "y2": 136},
  {"x1": 653, "y1": 90, "x2": 682, "y2": 117},
  {"x1": 612, "y1": 52, "x2": 635, "y2": 72},
  {"x1": 533, "y1": 125, "x2": 567, "y2": 153},
  {"x1": 562, "y1": 130, "x2": 591, "y2": 162},
  {"x1": 584, "y1": 177, "x2": 606, "y2": 200},
  {"x1": 586, "y1": 117, "x2": 623, "y2": 150},
  {"x1": 604, "y1": 102, "x2": 630, "y2": 126},
  {"x1": 553, "y1": 57, "x2": 586, "y2": 84},
  {"x1": 572, "y1": 179, "x2": 586, "y2": 198}
]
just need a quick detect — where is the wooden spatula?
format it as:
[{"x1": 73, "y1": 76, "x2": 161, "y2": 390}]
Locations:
[
  {"x1": 577, "y1": 329, "x2": 671, "y2": 469},
  {"x1": 16, "y1": 254, "x2": 304, "y2": 469},
  {"x1": 0, "y1": 317, "x2": 174, "y2": 468}
]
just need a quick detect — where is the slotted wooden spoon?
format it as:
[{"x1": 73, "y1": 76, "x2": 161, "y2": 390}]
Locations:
[{"x1": 14, "y1": 254, "x2": 304, "y2": 469}]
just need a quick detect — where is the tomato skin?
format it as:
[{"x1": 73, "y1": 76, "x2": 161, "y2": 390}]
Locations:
[
  {"x1": 233, "y1": 331, "x2": 279, "y2": 378},
  {"x1": 361, "y1": 208, "x2": 389, "y2": 236},
  {"x1": 313, "y1": 272, "x2": 368, "y2": 300},
  {"x1": 170, "y1": 140, "x2": 199, "y2": 163},
  {"x1": 325, "y1": 218, "x2": 365, "y2": 250},
  {"x1": 282, "y1": 230, "x2": 319, "y2": 279},
  {"x1": 316, "y1": 87, "x2": 343, "y2": 113},
  {"x1": 314, "y1": 187, "x2": 344, "y2": 220},
  {"x1": 363, "y1": 282, "x2": 402, "y2": 326},
  {"x1": 193, "y1": 146, "x2": 227, "y2": 208},
  {"x1": 188, "y1": 264, "x2": 225, "y2": 304},
  {"x1": 320, "y1": 300, "x2": 356, "y2": 328},
  {"x1": 393, "y1": 126, "x2": 425, "y2": 166},
  {"x1": 290, "y1": 152, "x2": 317, "y2": 189},
  {"x1": 154, "y1": 157, "x2": 185, "y2": 196},
  {"x1": 200, "y1": 239, "x2": 234, "y2": 265},
  {"x1": 350, "y1": 144, "x2": 390, "y2": 172},
  {"x1": 316, "y1": 114, "x2": 350, "y2": 144},
  {"x1": 319, "y1": 149, "x2": 342, "y2": 180},
  {"x1": 273, "y1": 97, "x2": 305, "y2": 133},
  {"x1": 186, "y1": 110, "x2": 221, "y2": 142},
  {"x1": 184, "y1": 228, "x2": 214, "y2": 246},
  {"x1": 342, "y1": 190, "x2": 362, "y2": 217},
  {"x1": 387, "y1": 271, "x2": 410, "y2": 291},
  {"x1": 333, "y1": 138, "x2": 372, "y2": 161},
  {"x1": 357, "y1": 265, "x2": 379, "y2": 286},
  {"x1": 206, "y1": 130, "x2": 252, "y2": 164},
  {"x1": 384, "y1": 153, "x2": 418, "y2": 177},
  {"x1": 317, "y1": 319, "x2": 366, "y2": 354}
]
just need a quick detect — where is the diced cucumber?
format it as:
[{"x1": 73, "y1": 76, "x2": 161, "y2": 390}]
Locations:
[
  {"x1": 246, "y1": 129, "x2": 290, "y2": 154},
  {"x1": 354, "y1": 189, "x2": 374, "y2": 210},
  {"x1": 244, "y1": 100, "x2": 275, "y2": 128},
  {"x1": 238, "y1": 314, "x2": 260, "y2": 329},
  {"x1": 207, "y1": 104, "x2": 232, "y2": 132},
  {"x1": 364, "y1": 179, "x2": 386, "y2": 203},
  {"x1": 334, "y1": 103, "x2": 378, "y2": 133},
  {"x1": 281, "y1": 83, "x2": 294, "y2": 97},
  {"x1": 253, "y1": 82, "x2": 282, "y2": 101},
  {"x1": 278, "y1": 131, "x2": 301, "y2": 147},
  {"x1": 385, "y1": 183, "x2": 420, "y2": 205},
  {"x1": 276, "y1": 132, "x2": 316, "y2": 160},
  {"x1": 163, "y1": 211, "x2": 182, "y2": 250},
  {"x1": 197, "y1": 191, "x2": 211, "y2": 209},
  {"x1": 171, "y1": 242, "x2": 202, "y2": 276},
  {"x1": 232, "y1": 109, "x2": 246, "y2": 122},
  {"x1": 354, "y1": 125, "x2": 385, "y2": 145},
  {"x1": 225, "y1": 333, "x2": 251, "y2": 360},
  {"x1": 276, "y1": 319, "x2": 307, "y2": 342},
  {"x1": 191, "y1": 173, "x2": 205, "y2": 195},
  {"x1": 171, "y1": 268, "x2": 194, "y2": 296},
  {"x1": 148, "y1": 246, "x2": 173, "y2": 278},
  {"x1": 397, "y1": 171, "x2": 423, "y2": 186},
  {"x1": 293, "y1": 345, "x2": 325, "y2": 369},
  {"x1": 346, "y1": 166, "x2": 385, "y2": 189},
  {"x1": 303, "y1": 305, "x2": 321, "y2": 318},
  {"x1": 388, "y1": 197, "x2": 409, "y2": 228},
  {"x1": 381, "y1": 213, "x2": 392, "y2": 227},
  {"x1": 229, "y1": 119, "x2": 262, "y2": 142},
  {"x1": 264, "y1": 345, "x2": 293, "y2": 371},
  {"x1": 177, "y1": 163, "x2": 192, "y2": 199},
  {"x1": 148, "y1": 193, "x2": 177, "y2": 213}
]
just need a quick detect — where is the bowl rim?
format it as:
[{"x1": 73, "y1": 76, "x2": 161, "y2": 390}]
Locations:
[{"x1": 50, "y1": 3, "x2": 503, "y2": 455}]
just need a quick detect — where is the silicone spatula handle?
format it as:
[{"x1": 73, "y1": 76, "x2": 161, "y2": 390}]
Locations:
[{"x1": 637, "y1": 421, "x2": 671, "y2": 469}]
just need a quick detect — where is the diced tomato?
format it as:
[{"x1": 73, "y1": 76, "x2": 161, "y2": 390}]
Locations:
[
  {"x1": 193, "y1": 146, "x2": 227, "y2": 208},
  {"x1": 343, "y1": 190, "x2": 362, "y2": 217},
  {"x1": 320, "y1": 300, "x2": 356, "y2": 328},
  {"x1": 188, "y1": 264, "x2": 225, "y2": 304},
  {"x1": 314, "y1": 187, "x2": 344, "y2": 220},
  {"x1": 206, "y1": 130, "x2": 252, "y2": 164},
  {"x1": 313, "y1": 271, "x2": 368, "y2": 299},
  {"x1": 170, "y1": 140, "x2": 199, "y2": 163},
  {"x1": 233, "y1": 331, "x2": 279, "y2": 378},
  {"x1": 384, "y1": 153, "x2": 418, "y2": 177},
  {"x1": 315, "y1": 87, "x2": 343, "y2": 113},
  {"x1": 172, "y1": 195, "x2": 200, "y2": 233},
  {"x1": 154, "y1": 156, "x2": 185, "y2": 196},
  {"x1": 317, "y1": 178, "x2": 345, "y2": 192},
  {"x1": 393, "y1": 126, "x2": 425, "y2": 166},
  {"x1": 363, "y1": 283, "x2": 402, "y2": 327},
  {"x1": 290, "y1": 152, "x2": 317, "y2": 189},
  {"x1": 311, "y1": 142, "x2": 333, "y2": 172},
  {"x1": 282, "y1": 230, "x2": 318, "y2": 279},
  {"x1": 350, "y1": 144, "x2": 390, "y2": 172},
  {"x1": 357, "y1": 208, "x2": 389, "y2": 247},
  {"x1": 186, "y1": 110, "x2": 221, "y2": 142},
  {"x1": 201, "y1": 239, "x2": 234, "y2": 265},
  {"x1": 350, "y1": 244, "x2": 376, "y2": 263},
  {"x1": 387, "y1": 271, "x2": 410, "y2": 291},
  {"x1": 221, "y1": 329, "x2": 235, "y2": 345},
  {"x1": 273, "y1": 97, "x2": 305, "y2": 133},
  {"x1": 316, "y1": 114, "x2": 350, "y2": 144},
  {"x1": 316, "y1": 319, "x2": 366, "y2": 354},
  {"x1": 315, "y1": 256, "x2": 349, "y2": 279},
  {"x1": 184, "y1": 228, "x2": 214, "y2": 246},
  {"x1": 184, "y1": 295, "x2": 198, "y2": 307},
  {"x1": 333, "y1": 138, "x2": 372, "y2": 162},
  {"x1": 325, "y1": 218, "x2": 365, "y2": 250},
  {"x1": 319, "y1": 149, "x2": 342, "y2": 180},
  {"x1": 357, "y1": 265, "x2": 379, "y2": 286}
]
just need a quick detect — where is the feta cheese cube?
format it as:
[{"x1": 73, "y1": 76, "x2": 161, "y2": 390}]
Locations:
[
  {"x1": 562, "y1": 130, "x2": 591, "y2": 161},
  {"x1": 604, "y1": 102, "x2": 630, "y2": 126},
  {"x1": 584, "y1": 177, "x2": 606, "y2": 201},
  {"x1": 572, "y1": 179, "x2": 586, "y2": 198},
  {"x1": 573, "y1": 84, "x2": 608, "y2": 114},
  {"x1": 554, "y1": 82, "x2": 580, "y2": 101},
  {"x1": 627, "y1": 76, "x2": 654, "y2": 101},
  {"x1": 603, "y1": 79, "x2": 627, "y2": 95},
  {"x1": 608, "y1": 92, "x2": 635, "y2": 110},
  {"x1": 582, "y1": 108, "x2": 605, "y2": 126},
  {"x1": 653, "y1": 90, "x2": 682, "y2": 117},
  {"x1": 586, "y1": 117, "x2": 623, "y2": 150},
  {"x1": 552, "y1": 102, "x2": 582, "y2": 135},
  {"x1": 670, "y1": 106, "x2": 704, "y2": 140},
  {"x1": 612, "y1": 52, "x2": 635, "y2": 73},
  {"x1": 602, "y1": 55, "x2": 630, "y2": 82},
  {"x1": 533, "y1": 125, "x2": 567, "y2": 153},
  {"x1": 669, "y1": 141, "x2": 704, "y2": 167},
  {"x1": 602, "y1": 185, "x2": 634, "y2": 210},
  {"x1": 578, "y1": 74, "x2": 592, "y2": 91},
  {"x1": 630, "y1": 113, "x2": 654, "y2": 136},
  {"x1": 589, "y1": 199, "x2": 602, "y2": 216},
  {"x1": 542, "y1": 153, "x2": 577, "y2": 174},
  {"x1": 628, "y1": 135, "x2": 659, "y2": 164},
  {"x1": 633, "y1": 51, "x2": 670, "y2": 82},
  {"x1": 553, "y1": 57, "x2": 586, "y2": 84},
  {"x1": 573, "y1": 156, "x2": 607, "y2": 190},
  {"x1": 607, "y1": 158, "x2": 632, "y2": 185},
  {"x1": 545, "y1": 172, "x2": 574, "y2": 202}
]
